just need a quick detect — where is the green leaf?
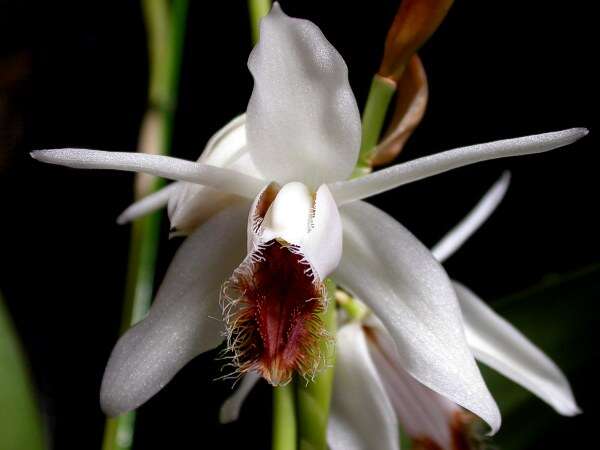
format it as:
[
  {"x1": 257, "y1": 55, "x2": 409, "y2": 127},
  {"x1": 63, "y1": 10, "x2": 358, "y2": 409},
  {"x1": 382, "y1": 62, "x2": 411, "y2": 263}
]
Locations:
[
  {"x1": 480, "y1": 265, "x2": 599, "y2": 450},
  {"x1": 0, "y1": 292, "x2": 46, "y2": 450}
]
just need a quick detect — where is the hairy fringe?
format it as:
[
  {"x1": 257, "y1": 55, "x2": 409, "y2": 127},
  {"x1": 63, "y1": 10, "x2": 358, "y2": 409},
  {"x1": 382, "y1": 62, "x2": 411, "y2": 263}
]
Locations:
[{"x1": 218, "y1": 240, "x2": 331, "y2": 385}]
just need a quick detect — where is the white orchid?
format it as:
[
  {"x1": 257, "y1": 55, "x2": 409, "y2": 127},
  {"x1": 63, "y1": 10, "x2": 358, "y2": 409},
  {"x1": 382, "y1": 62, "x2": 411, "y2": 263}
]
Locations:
[
  {"x1": 221, "y1": 175, "x2": 580, "y2": 450},
  {"x1": 31, "y1": 4, "x2": 585, "y2": 433}
]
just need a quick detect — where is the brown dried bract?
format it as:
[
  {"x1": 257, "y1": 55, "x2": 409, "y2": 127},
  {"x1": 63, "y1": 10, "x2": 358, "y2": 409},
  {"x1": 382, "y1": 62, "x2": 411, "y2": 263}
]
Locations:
[
  {"x1": 372, "y1": 54, "x2": 428, "y2": 166},
  {"x1": 379, "y1": 0, "x2": 453, "y2": 82}
]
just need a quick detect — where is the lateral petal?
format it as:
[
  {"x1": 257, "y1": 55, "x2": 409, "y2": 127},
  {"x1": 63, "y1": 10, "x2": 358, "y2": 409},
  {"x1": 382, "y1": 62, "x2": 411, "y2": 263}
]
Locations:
[{"x1": 168, "y1": 114, "x2": 265, "y2": 233}]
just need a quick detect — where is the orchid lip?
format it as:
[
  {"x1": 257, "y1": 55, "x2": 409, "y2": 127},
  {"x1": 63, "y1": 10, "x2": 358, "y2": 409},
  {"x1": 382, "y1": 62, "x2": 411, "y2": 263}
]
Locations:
[
  {"x1": 221, "y1": 238, "x2": 328, "y2": 385},
  {"x1": 220, "y1": 181, "x2": 340, "y2": 385}
]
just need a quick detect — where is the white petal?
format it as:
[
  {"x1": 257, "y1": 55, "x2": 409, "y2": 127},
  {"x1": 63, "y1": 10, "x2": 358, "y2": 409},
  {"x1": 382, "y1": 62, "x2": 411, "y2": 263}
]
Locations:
[
  {"x1": 117, "y1": 182, "x2": 180, "y2": 224},
  {"x1": 330, "y1": 128, "x2": 588, "y2": 204},
  {"x1": 366, "y1": 322, "x2": 456, "y2": 449},
  {"x1": 246, "y1": 3, "x2": 361, "y2": 187},
  {"x1": 167, "y1": 115, "x2": 267, "y2": 233},
  {"x1": 100, "y1": 203, "x2": 249, "y2": 415},
  {"x1": 198, "y1": 114, "x2": 251, "y2": 167},
  {"x1": 334, "y1": 201, "x2": 501, "y2": 433},
  {"x1": 328, "y1": 322, "x2": 399, "y2": 450},
  {"x1": 31, "y1": 148, "x2": 266, "y2": 199},
  {"x1": 109, "y1": 115, "x2": 259, "y2": 229},
  {"x1": 431, "y1": 172, "x2": 510, "y2": 263},
  {"x1": 455, "y1": 282, "x2": 581, "y2": 416},
  {"x1": 219, "y1": 372, "x2": 261, "y2": 424}
]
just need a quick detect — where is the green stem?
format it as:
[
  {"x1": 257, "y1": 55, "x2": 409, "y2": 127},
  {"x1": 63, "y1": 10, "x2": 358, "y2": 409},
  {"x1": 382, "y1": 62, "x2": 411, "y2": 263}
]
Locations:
[
  {"x1": 248, "y1": 0, "x2": 271, "y2": 44},
  {"x1": 296, "y1": 279, "x2": 337, "y2": 450},
  {"x1": 143, "y1": 0, "x2": 170, "y2": 108},
  {"x1": 354, "y1": 74, "x2": 397, "y2": 176},
  {"x1": 101, "y1": 1, "x2": 188, "y2": 449},
  {"x1": 335, "y1": 289, "x2": 369, "y2": 322},
  {"x1": 272, "y1": 384, "x2": 297, "y2": 450},
  {"x1": 162, "y1": 0, "x2": 189, "y2": 147}
]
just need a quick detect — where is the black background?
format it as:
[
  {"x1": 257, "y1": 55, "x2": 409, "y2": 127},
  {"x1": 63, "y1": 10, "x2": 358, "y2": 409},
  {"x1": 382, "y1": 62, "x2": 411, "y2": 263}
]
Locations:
[{"x1": 0, "y1": 1, "x2": 597, "y2": 449}]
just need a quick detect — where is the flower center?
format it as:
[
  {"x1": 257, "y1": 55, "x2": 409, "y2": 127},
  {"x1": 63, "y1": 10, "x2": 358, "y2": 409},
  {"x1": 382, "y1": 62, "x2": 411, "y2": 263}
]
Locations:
[{"x1": 221, "y1": 239, "x2": 327, "y2": 385}]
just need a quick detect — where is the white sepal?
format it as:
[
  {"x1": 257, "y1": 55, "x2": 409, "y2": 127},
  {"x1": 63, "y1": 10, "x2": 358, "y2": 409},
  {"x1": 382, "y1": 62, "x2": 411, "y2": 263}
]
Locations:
[
  {"x1": 432, "y1": 172, "x2": 510, "y2": 263},
  {"x1": 246, "y1": 4, "x2": 361, "y2": 187},
  {"x1": 455, "y1": 282, "x2": 581, "y2": 416},
  {"x1": 219, "y1": 372, "x2": 261, "y2": 424},
  {"x1": 31, "y1": 147, "x2": 266, "y2": 199},
  {"x1": 100, "y1": 203, "x2": 249, "y2": 415},
  {"x1": 335, "y1": 201, "x2": 501, "y2": 433},
  {"x1": 330, "y1": 128, "x2": 587, "y2": 204}
]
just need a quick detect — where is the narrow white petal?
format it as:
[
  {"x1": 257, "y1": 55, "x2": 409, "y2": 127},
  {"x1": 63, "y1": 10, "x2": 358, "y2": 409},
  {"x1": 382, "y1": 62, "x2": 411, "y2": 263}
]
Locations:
[
  {"x1": 431, "y1": 172, "x2": 510, "y2": 263},
  {"x1": 100, "y1": 203, "x2": 249, "y2": 415},
  {"x1": 334, "y1": 201, "x2": 501, "y2": 433},
  {"x1": 117, "y1": 182, "x2": 180, "y2": 224},
  {"x1": 219, "y1": 372, "x2": 261, "y2": 424},
  {"x1": 328, "y1": 322, "x2": 399, "y2": 450},
  {"x1": 246, "y1": 3, "x2": 361, "y2": 187},
  {"x1": 31, "y1": 148, "x2": 266, "y2": 199},
  {"x1": 455, "y1": 282, "x2": 581, "y2": 416},
  {"x1": 330, "y1": 128, "x2": 587, "y2": 204}
]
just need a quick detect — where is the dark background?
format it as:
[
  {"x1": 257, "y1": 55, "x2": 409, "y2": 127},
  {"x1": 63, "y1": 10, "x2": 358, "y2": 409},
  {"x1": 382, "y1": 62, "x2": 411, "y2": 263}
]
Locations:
[{"x1": 0, "y1": 0, "x2": 597, "y2": 449}]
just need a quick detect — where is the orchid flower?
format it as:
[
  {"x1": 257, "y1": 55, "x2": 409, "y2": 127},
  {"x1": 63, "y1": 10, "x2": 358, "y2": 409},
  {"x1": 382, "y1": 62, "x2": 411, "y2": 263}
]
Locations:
[
  {"x1": 325, "y1": 175, "x2": 580, "y2": 450},
  {"x1": 220, "y1": 175, "x2": 580, "y2": 450},
  {"x1": 31, "y1": 4, "x2": 586, "y2": 430}
]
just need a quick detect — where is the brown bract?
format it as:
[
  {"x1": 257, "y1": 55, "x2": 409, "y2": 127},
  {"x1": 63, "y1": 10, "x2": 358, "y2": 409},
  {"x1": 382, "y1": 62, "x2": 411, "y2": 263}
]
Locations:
[
  {"x1": 372, "y1": 55, "x2": 428, "y2": 166},
  {"x1": 379, "y1": 0, "x2": 453, "y2": 82}
]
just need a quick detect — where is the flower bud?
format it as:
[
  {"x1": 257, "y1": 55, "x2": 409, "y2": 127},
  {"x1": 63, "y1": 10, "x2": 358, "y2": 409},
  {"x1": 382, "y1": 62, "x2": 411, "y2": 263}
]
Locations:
[{"x1": 379, "y1": 0, "x2": 453, "y2": 83}]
